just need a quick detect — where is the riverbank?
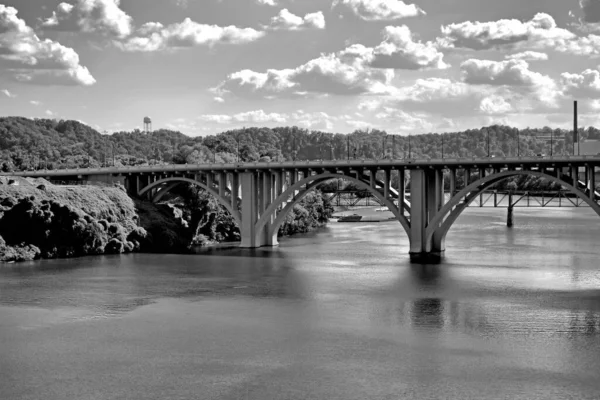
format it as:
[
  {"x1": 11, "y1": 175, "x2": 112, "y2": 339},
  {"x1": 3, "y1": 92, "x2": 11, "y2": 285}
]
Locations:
[{"x1": 0, "y1": 177, "x2": 332, "y2": 262}]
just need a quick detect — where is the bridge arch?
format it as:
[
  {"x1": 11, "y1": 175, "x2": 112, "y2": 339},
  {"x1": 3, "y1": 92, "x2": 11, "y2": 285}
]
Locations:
[
  {"x1": 254, "y1": 172, "x2": 411, "y2": 245},
  {"x1": 425, "y1": 170, "x2": 600, "y2": 252},
  {"x1": 138, "y1": 177, "x2": 242, "y2": 226}
]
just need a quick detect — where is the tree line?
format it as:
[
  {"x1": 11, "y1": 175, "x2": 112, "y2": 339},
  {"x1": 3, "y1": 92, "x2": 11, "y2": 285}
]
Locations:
[{"x1": 1, "y1": 116, "x2": 598, "y2": 172}]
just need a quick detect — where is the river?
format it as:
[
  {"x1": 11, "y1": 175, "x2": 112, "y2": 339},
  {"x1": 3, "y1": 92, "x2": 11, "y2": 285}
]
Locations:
[{"x1": 1, "y1": 208, "x2": 600, "y2": 400}]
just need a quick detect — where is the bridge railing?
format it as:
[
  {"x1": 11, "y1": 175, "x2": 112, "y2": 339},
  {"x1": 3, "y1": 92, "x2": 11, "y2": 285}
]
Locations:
[{"x1": 2, "y1": 155, "x2": 600, "y2": 177}]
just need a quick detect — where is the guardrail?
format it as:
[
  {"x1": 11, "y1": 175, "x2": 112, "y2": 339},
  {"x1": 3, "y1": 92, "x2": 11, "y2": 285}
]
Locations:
[{"x1": 2, "y1": 155, "x2": 600, "y2": 177}]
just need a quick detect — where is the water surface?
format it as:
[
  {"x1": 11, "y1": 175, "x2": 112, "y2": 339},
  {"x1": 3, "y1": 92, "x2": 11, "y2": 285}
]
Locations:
[{"x1": 1, "y1": 208, "x2": 600, "y2": 400}]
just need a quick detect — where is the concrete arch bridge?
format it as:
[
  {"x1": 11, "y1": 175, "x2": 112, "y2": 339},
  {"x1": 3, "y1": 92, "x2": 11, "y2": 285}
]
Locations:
[{"x1": 4, "y1": 156, "x2": 599, "y2": 261}]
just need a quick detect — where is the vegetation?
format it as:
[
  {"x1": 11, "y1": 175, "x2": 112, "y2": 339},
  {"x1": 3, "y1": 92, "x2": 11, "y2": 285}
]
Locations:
[
  {"x1": 0, "y1": 177, "x2": 332, "y2": 262},
  {"x1": 0, "y1": 177, "x2": 147, "y2": 262},
  {"x1": 1, "y1": 117, "x2": 598, "y2": 172}
]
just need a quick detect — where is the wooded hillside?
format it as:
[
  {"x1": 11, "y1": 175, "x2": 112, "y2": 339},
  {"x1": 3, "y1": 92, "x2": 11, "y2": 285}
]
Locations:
[{"x1": 1, "y1": 116, "x2": 598, "y2": 172}]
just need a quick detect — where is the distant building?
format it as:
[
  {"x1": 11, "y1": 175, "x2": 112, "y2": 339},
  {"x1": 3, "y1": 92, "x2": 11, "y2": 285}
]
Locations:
[{"x1": 580, "y1": 140, "x2": 600, "y2": 156}]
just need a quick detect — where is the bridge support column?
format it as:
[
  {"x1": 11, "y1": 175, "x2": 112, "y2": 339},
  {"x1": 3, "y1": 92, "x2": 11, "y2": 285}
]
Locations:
[
  {"x1": 383, "y1": 169, "x2": 390, "y2": 199},
  {"x1": 261, "y1": 172, "x2": 278, "y2": 246},
  {"x1": 240, "y1": 172, "x2": 260, "y2": 248},
  {"x1": 589, "y1": 165, "x2": 596, "y2": 200},
  {"x1": 399, "y1": 168, "x2": 405, "y2": 214},
  {"x1": 409, "y1": 169, "x2": 444, "y2": 263},
  {"x1": 449, "y1": 168, "x2": 456, "y2": 196},
  {"x1": 507, "y1": 192, "x2": 514, "y2": 227}
]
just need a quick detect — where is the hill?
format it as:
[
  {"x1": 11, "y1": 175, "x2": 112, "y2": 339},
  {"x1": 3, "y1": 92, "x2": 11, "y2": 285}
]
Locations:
[{"x1": 1, "y1": 117, "x2": 599, "y2": 172}]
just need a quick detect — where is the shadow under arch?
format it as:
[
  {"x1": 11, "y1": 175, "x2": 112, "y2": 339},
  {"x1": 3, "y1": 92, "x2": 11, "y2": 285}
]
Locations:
[
  {"x1": 425, "y1": 170, "x2": 600, "y2": 252},
  {"x1": 254, "y1": 172, "x2": 411, "y2": 245},
  {"x1": 138, "y1": 177, "x2": 242, "y2": 226}
]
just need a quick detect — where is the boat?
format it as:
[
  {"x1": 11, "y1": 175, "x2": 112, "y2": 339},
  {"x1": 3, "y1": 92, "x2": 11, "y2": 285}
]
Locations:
[{"x1": 338, "y1": 214, "x2": 363, "y2": 222}]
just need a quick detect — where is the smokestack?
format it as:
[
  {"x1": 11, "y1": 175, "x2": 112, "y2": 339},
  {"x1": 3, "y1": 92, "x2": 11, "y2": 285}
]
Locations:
[{"x1": 574, "y1": 101, "x2": 578, "y2": 144}]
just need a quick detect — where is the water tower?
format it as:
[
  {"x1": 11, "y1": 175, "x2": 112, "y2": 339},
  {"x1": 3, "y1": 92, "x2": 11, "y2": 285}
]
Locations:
[{"x1": 143, "y1": 116, "x2": 152, "y2": 133}]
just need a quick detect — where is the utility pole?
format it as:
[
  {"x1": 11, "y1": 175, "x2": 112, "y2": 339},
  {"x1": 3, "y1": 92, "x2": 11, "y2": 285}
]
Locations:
[
  {"x1": 441, "y1": 134, "x2": 444, "y2": 158},
  {"x1": 347, "y1": 135, "x2": 350, "y2": 160},
  {"x1": 103, "y1": 130, "x2": 108, "y2": 167}
]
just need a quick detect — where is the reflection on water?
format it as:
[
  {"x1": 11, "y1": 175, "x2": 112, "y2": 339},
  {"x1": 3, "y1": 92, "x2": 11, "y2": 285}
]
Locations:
[{"x1": 1, "y1": 208, "x2": 600, "y2": 400}]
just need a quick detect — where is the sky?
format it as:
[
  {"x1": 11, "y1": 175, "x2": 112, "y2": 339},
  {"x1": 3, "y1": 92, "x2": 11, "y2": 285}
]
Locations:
[{"x1": 1, "y1": 0, "x2": 600, "y2": 136}]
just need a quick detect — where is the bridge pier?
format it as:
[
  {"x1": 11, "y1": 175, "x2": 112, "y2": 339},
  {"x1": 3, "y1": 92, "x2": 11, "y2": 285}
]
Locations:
[{"x1": 409, "y1": 169, "x2": 445, "y2": 263}]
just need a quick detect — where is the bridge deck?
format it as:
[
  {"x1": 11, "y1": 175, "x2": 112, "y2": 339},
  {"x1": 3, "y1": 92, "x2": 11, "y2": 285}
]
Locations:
[{"x1": 2, "y1": 155, "x2": 600, "y2": 177}]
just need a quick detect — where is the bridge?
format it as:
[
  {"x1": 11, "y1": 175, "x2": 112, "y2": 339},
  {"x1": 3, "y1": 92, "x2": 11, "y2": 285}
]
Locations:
[{"x1": 4, "y1": 155, "x2": 600, "y2": 261}]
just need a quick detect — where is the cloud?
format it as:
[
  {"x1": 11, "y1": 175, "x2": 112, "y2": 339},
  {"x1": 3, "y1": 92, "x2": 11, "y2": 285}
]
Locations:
[
  {"x1": 479, "y1": 95, "x2": 513, "y2": 114},
  {"x1": 199, "y1": 109, "x2": 287, "y2": 124},
  {"x1": 0, "y1": 5, "x2": 95, "y2": 86},
  {"x1": 505, "y1": 51, "x2": 548, "y2": 61},
  {"x1": 30, "y1": 100, "x2": 41, "y2": 105},
  {"x1": 266, "y1": 9, "x2": 325, "y2": 31},
  {"x1": 371, "y1": 108, "x2": 435, "y2": 132},
  {"x1": 42, "y1": 0, "x2": 133, "y2": 38},
  {"x1": 213, "y1": 96, "x2": 225, "y2": 103},
  {"x1": 460, "y1": 59, "x2": 554, "y2": 87},
  {"x1": 370, "y1": 25, "x2": 449, "y2": 70},
  {"x1": 439, "y1": 13, "x2": 575, "y2": 50},
  {"x1": 117, "y1": 18, "x2": 265, "y2": 51},
  {"x1": 370, "y1": 78, "x2": 490, "y2": 118},
  {"x1": 1, "y1": 89, "x2": 15, "y2": 98},
  {"x1": 560, "y1": 68, "x2": 600, "y2": 98},
  {"x1": 214, "y1": 44, "x2": 394, "y2": 97},
  {"x1": 332, "y1": 0, "x2": 425, "y2": 21},
  {"x1": 45, "y1": 110, "x2": 55, "y2": 116},
  {"x1": 257, "y1": 0, "x2": 278, "y2": 5},
  {"x1": 213, "y1": 24, "x2": 448, "y2": 99}
]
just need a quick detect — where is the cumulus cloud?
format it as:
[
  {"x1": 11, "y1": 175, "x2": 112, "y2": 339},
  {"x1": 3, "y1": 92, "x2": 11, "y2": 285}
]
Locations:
[
  {"x1": 266, "y1": 9, "x2": 325, "y2": 30},
  {"x1": 213, "y1": 25, "x2": 449, "y2": 98},
  {"x1": 45, "y1": 110, "x2": 55, "y2": 116},
  {"x1": 213, "y1": 44, "x2": 394, "y2": 97},
  {"x1": 479, "y1": 95, "x2": 513, "y2": 114},
  {"x1": 332, "y1": 0, "x2": 425, "y2": 21},
  {"x1": 460, "y1": 59, "x2": 554, "y2": 87},
  {"x1": 257, "y1": 0, "x2": 278, "y2": 5},
  {"x1": 213, "y1": 96, "x2": 225, "y2": 103},
  {"x1": 42, "y1": 0, "x2": 133, "y2": 38},
  {"x1": 560, "y1": 68, "x2": 600, "y2": 98},
  {"x1": 370, "y1": 25, "x2": 449, "y2": 70},
  {"x1": 370, "y1": 78, "x2": 490, "y2": 118},
  {"x1": 117, "y1": 18, "x2": 265, "y2": 51},
  {"x1": 30, "y1": 100, "x2": 41, "y2": 105},
  {"x1": 439, "y1": 13, "x2": 575, "y2": 50},
  {"x1": 1, "y1": 89, "x2": 15, "y2": 98},
  {"x1": 0, "y1": 5, "x2": 95, "y2": 86},
  {"x1": 505, "y1": 51, "x2": 549, "y2": 61}
]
